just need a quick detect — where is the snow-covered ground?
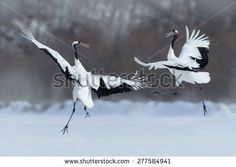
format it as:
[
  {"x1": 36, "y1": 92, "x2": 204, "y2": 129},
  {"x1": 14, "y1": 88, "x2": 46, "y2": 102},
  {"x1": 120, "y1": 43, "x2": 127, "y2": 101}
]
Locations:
[{"x1": 0, "y1": 100, "x2": 236, "y2": 156}]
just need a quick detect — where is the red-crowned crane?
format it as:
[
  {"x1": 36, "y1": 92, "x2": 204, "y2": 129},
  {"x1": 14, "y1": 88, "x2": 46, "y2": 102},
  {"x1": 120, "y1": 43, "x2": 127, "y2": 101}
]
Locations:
[
  {"x1": 18, "y1": 24, "x2": 147, "y2": 134},
  {"x1": 135, "y1": 26, "x2": 210, "y2": 116}
]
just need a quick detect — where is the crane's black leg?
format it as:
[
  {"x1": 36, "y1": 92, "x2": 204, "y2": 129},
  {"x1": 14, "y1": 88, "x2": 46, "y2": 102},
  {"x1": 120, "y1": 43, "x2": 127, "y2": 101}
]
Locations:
[
  {"x1": 84, "y1": 106, "x2": 91, "y2": 118},
  {"x1": 61, "y1": 102, "x2": 76, "y2": 135},
  {"x1": 196, "y1": 83, "x2": 207, "y2": 116}
]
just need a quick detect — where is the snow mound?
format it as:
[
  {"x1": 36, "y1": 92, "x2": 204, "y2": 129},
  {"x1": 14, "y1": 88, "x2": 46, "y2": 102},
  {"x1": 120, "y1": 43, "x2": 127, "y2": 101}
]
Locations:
[{"x1": 0, "y1": 100, "x2": 236, "y2": 117}]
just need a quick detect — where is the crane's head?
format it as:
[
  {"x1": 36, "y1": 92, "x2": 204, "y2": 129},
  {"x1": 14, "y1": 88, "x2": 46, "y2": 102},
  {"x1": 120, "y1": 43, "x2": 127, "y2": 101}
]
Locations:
[
  {"x1": 166, "y1": 29, "x2": 178, "y2": 38},
  {"x1": 72, "y1": 41, "x2": 90, "y2": 51}
]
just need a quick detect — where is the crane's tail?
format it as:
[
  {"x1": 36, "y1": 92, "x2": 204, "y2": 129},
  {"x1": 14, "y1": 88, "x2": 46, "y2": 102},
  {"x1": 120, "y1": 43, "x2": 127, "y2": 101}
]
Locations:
[
  {"x1": 14, "y1": 21, "x2": 35, "y2": 42},
  {"x1": 134, "y1": 57, "x2": 149, "y2": 67},
  {"x1": 129, "y1": 70, "x2": 151, "y2": 89},
  {"x1": 191, "y1": 72, "x2": 211, "y2": 84}
]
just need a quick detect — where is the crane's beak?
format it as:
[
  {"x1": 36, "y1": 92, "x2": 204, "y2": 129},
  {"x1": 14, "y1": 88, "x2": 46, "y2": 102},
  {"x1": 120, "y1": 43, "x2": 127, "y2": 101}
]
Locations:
[
  {"x1": 79, "y1": 42, "x2": 90, "y2": 48},
  {"x1": 166, "y1": 31, "x2": 174, "y2": 38}
]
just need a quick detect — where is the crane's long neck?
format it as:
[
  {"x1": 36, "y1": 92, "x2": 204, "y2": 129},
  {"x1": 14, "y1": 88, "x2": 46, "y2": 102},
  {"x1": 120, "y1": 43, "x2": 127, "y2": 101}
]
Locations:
[
  {"x1": 171, "y1": 34, "x2": 178, "y2": 48},
  {"x1": 73, "y1": 46, "x2": 81, "y2": 65},
  {"x1": 74, "y1": 50, "x2": 79, "y2": 60},
  {"x1": 73, "y1": 45, "x2": 87, "y2": 75}
]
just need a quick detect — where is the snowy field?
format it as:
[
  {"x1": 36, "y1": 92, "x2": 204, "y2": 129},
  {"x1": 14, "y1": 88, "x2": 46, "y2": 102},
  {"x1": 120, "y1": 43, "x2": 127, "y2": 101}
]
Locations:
[{"x1": 0, "y1": 100, "x2": 236, "y2": 156}]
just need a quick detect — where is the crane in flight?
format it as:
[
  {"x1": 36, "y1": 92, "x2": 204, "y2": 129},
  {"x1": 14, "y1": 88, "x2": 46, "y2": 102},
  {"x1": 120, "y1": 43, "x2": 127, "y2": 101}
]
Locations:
[
  {"x1": 135, "y1": 26, "x2": 210, "y2": 116},
  {"x1": 18, "y1": 23, "x2": 147, "y2": 134}
]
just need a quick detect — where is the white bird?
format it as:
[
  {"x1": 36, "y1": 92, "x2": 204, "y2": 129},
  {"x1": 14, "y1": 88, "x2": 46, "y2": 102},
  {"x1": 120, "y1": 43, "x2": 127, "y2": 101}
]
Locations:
[
  {"x1": 18, "y1": 24, "x2": 147, "y2": 134},
  {"x1": 135, "y1": 26, "x2": 210, "y2": 116}
]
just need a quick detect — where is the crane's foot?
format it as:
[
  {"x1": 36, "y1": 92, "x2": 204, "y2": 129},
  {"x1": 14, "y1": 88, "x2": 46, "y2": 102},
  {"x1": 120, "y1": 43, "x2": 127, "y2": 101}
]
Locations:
[
  {"x1": 85, "y1": 111, "x2": 91, "y2": 118},
  {"x1": 61, "y1": 125, "x2": 69, "y2": 135},
  {"x1": 84, "y1": 106, "x2": 91, "y2": 118},
  {"x1": 203, "y1": 104, "x2": 207, "y2": 116}
]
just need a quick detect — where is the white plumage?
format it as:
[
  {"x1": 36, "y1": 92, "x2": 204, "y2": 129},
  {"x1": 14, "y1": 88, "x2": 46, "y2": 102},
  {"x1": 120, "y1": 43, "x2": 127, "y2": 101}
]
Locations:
[
  {"x1": 135, "y1": 26, "x2": 211, "y2": 115},
  {"x1": 17, "y1": 23, "x2": 147, "y2": 134}
]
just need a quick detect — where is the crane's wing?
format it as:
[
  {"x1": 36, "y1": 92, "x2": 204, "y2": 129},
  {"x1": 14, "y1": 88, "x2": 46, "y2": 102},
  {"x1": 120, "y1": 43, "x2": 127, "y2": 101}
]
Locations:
[
  {"x1": 179, "y1": 26, "x2": 210, "y2": 69},
  {"x1": 134, "y1": 57, "x2": 171, "y2": 70},
  {"x1": 88, "y1": 72, "x2": 147, "y2": 98},
  {"x1": 134, "y1": 57, "x2": 195, "y2": 71},
  {"x1": 18, "y1": 23, "x2": 75, "y2": 80}
]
